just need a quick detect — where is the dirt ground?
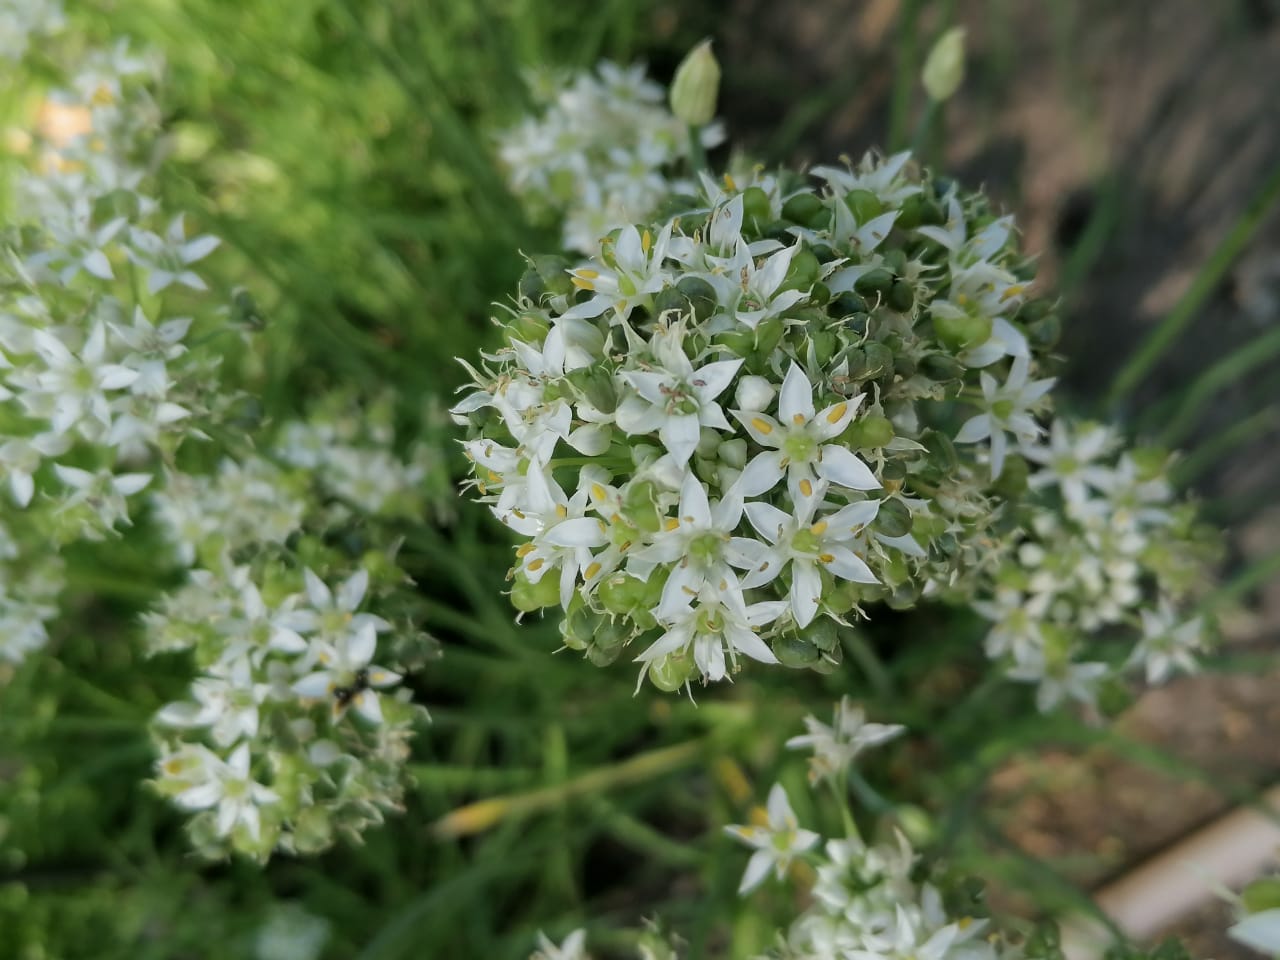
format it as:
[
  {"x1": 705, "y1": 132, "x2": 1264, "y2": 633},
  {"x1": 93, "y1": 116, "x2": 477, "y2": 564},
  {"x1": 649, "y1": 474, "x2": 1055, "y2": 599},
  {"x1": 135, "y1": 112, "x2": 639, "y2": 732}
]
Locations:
[{"x1": 717, "y1": 1, "x2": 1280, "y2": 954}]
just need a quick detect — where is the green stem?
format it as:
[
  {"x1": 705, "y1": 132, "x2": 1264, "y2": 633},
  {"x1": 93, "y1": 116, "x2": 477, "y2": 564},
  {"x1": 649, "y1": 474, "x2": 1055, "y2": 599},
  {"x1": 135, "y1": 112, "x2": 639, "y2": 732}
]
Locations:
[
  {"x1": 1107, "y1": 161, "x2": 1280, "y2": 410},
  {"x1": 1170, "y1": 405, "x2": 1279, "y2": 486},
  {"x1": 687, "y1": 123, "x2": 708, "y2": 176},
  {"x1": 431, "y1": 737, "x2": 710, "y2": 838},
  {"x1": 1154, "y1": 325, "x2": 1280, "y2": 447}
]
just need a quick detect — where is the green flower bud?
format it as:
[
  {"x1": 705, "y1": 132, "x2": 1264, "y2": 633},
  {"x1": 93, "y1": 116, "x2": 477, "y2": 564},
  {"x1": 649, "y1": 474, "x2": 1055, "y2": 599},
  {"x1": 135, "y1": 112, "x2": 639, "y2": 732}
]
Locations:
[
  {"x1": 876, "y1": 498, "x2": 913, "y2": 538},
  {"x1": 598, "y1": 573, "x2": 648, "y2": 616},
  {"x1": 755, "y1": 317, "x2": 785, "y2": 356},
  {"x1": 510, "y1": 569, "x2": 561, "y2": 612},
  {"x1": 779, "y1": 248, "x2": 820, "y2": 293},
  {"x1": 623, "y1": 479, "x2": 662, "y2": 533},
  {"x1": 669, "y1": 39, "x2": 721, "y2": 127},
  {"x1": 741, "y1": 186, "x2": 771, "y2": 229},
  {"x1": 888, "y1": 278, "x2": 915, "y2": 313},
  {"x1": 896, "y1": 193, "x2": 926, "y2": 229},
  {"x1": 922, "y1": 27, "x2": 966, "y2": 102},
  {"x1": 782, "y1": 191, "x2": 829, "y2": 229},
  {"x1": 829, "y1": 291, "x2": 869, "y2": 317},
  {"x1": 854, "y1": 268, "x2": 895, "y2": 298},
  {"x1": 675, "y1": 275, "x2": 717, "y2": 320},
  {"x1": 647, "y1": 650, "x2": 696, "y2": 692},
  {"x1": 842, "y1": 413, "x2": 895, "y2": 449},
  {"x1": 920, "y1": 353, "x2": 965, "y2": 382},
  {"x1": 922, "y1": 428, "x2": 959, "y2": 472},
  {"x1": 849, "y1": 341, "x2": 894, "y2": 381},
  {"x1": 565, "y1": 365, "x2": 618, "y2": 414},
  {"x1": 719, "y1": 437, "x2": 748, "y2": 469},
  {"x1": 933, "y1": 309, "x2": 992, "y2": 351},
  {"x1": 843, "y1": 188, "x2": 883, "y2": 224}
]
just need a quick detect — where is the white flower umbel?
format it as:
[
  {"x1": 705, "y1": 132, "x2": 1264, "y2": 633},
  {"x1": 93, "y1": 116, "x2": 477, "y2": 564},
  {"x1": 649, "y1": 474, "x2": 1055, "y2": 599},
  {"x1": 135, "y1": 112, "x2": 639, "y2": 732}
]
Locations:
[
  {"x1": 734, "y1": 363, "x2": 879, "y2": 506},
  {"x1": 724, "y1": 782, "x2": 821, "y2": 894}
]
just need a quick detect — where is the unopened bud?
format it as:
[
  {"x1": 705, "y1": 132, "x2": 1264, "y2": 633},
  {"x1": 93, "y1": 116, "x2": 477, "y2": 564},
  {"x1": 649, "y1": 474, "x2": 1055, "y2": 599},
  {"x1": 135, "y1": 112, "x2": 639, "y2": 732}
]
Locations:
[
  {"x1": 922, "y1": 28, "x2": 966, "y2": 102},
  {"x1": 670, "y1": 39, "x2": 721, "y2": 127},
  {"x1": 735, "y1": 374, "x2": 775, "y2": 412}
]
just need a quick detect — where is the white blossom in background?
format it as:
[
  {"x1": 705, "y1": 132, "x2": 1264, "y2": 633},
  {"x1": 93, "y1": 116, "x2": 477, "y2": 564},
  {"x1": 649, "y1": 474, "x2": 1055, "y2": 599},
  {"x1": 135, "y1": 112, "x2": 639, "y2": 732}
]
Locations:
[
  {"x1": 497, "y1": 61, "x2": 724, "y2": 255},
  {"x1": 723, "y1": 783, "x2": 821, "y2": 893},
  {"x1": 786, "y1": 696, "x2": 905, "y2": 784}
]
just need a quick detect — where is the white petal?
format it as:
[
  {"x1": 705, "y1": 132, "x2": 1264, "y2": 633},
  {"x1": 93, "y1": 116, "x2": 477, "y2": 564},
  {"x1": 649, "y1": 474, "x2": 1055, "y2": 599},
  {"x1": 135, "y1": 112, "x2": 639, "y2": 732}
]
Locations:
[
  {"x1": 659, "y1": 414, "x2": 702, "y2": 466},
  {"x1": 352, "y1": 690, "x2": 383, "y2": 724},
  {"x1": 743, "y1": 500, "x2": 789, "y2": 542},
  {"x1": 790, "y1": 562, "x2": 823, "y2": 628},
  {"x1": 174, "y1": 781, "x2": 221, "y2": 811},
  {"x1": 346, "y1": 623, "x2": 377, "y2": 666},
  {"x1": 543, "y1": 517, "x2": 608, "y2": 548},
  {"x1": 738, "y1": 850, "x2": 774, "y2": 894},
  {"x1": 303, "y1": 569, "x2": 332, "y2": 609},
  {"x1": 735, "y1": 450, "x2": 785, "y2": 497},
  {"x1": 955, "y1": 415, "x2": 991, "y2": 443},
  {"x1": 727, "y1": 623, "x2": 779, "y2": 665},
  {"x1": 778, "y1": 363, "x2": 815, "y2": 424},
  {"x1": 825, "y1": 545, "x2": 878, "y2": 584},
  {"x1": 292, "y1": 672, "x2": 334, "y2": 698},
  {"x1": 815, "y1": 446, "x2": 880, "y2": 490},
  {"x1": 678, "y1": 470, "x2": 712, "y2": 525},
  {"x1": 337, "y1": 569, "x2": 369, "y2": 612},
  {"x1": 692, "y1": 358, "x2": 742, "y2": 400}
]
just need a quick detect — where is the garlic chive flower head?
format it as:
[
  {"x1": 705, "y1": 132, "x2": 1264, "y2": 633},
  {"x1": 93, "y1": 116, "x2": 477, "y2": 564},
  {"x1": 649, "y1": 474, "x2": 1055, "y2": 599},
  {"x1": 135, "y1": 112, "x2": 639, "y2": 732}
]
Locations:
[
  {"x1": 457, "y1": 124, "x2": 1215, "y2": 697},
  {"x1": 787, "y1": 696, "x2": 906, "y2": 784}
]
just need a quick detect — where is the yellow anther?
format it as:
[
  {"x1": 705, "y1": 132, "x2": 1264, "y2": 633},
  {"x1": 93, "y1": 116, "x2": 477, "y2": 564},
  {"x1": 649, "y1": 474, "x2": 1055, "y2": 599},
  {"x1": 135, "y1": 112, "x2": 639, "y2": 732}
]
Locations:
[
  {"x1": 516, "y1": 543, "x2": 535, "y2": 557},
  {"x1": 818, "y1": 553, "x2": 835, "y2": 564},
  {"x1": 810, "y1": 521, "x2": 829, "y2": 535},
  {"x1": 642, "y1": 229, "x2": 652, "y2": 254},
  {"x1": 527, "y1": 558, "x2": 545, "y2": 572},
  {"x1": 723, "y1": 172, "x2": 738, "y2": 191},
  {"x1": 555, "y1": 504, "x2": 568, "y2": 519},
  {"x1": 751, "y1": 417, "x2": 773, "y2": 435},
  {"x1": 826, "y1": 403, "x2": 848, "y2": 423},
  {"x1": 584, "y1": 562, "x2": 602, "y2": 580},
  {"x1": 799, "y1": 479, "x2": 813, "y2": 497},
  {"x1": 591, "y1": 482, "x2": 607, "y2": 501},
  {"x1": 664, "y1": 517, "x2": 680, "y2": 531},
  {"x1": 793, "y1": 413, "x2": 806, "y2": 426}
]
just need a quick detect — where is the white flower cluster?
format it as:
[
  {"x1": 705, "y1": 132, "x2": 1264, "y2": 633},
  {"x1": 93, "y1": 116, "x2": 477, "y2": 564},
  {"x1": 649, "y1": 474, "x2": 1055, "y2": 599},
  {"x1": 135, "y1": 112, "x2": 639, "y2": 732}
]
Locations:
[
  {"x1": 146, "y1": 396, "x2": 450, "y2": 859},
  {"x1": 148, "y1": 557, "x2": 427, "y2": 860},
  {"x1": 460, "y1": 66, "x2": 1216, "y2": 703},
  {"x1": 497, "y1": 61, "x2": 724, "y2": 254},
  {"x1": 968, "y1": 420, "x2": 1213, "y2": 711},
  {"x1": 0, "y1": 21, "x2": 232, "y2": 664},
  {"x1": 529, "y1": 706, "x2": 1035, "y2": 960}
]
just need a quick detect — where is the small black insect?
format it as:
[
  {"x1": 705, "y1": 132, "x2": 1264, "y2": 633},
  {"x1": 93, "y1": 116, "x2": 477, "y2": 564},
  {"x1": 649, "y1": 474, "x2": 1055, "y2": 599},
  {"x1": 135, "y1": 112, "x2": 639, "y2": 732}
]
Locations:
[{"x1": 331, "y1": 668, "x2": 370, "y2": 711}]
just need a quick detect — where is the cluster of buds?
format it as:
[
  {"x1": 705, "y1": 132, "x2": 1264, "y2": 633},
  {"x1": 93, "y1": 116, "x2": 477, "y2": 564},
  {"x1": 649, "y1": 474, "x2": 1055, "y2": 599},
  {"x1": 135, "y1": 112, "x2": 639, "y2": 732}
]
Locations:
[
  {"x1": 461, "y1": 111, "x2": 1214, "y2": 699},
  {"x1": 497, "y1": 60, "x2": 724, "y2": 255}
]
